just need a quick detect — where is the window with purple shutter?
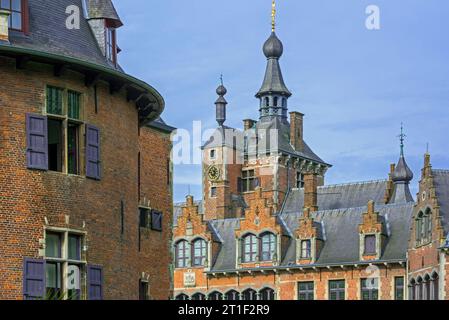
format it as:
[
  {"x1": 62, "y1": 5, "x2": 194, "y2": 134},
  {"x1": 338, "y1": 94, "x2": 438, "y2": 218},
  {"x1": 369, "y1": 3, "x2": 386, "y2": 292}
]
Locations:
[
  {"x1": 364, "y1": 235, "x2": 377, "y2": 254},
  {"x1": 86, "y1": 124, "x2": 101, "y2": 180},
  {"x1": 26, "y1": 114, "x2": 48, "y2": 170},
  {"x1": 23, "y1": 258, "x2": 45, "y2": 300},
  {"x1": 87, "y1": 265, "x2": 103, "y2": 300},
  {"x1": 151, "y1": 210, "x2": 163, "y2": 232}
]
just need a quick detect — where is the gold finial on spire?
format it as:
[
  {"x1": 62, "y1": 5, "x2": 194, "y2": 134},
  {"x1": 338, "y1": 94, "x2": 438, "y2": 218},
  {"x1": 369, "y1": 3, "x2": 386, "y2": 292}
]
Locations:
[{"x1": 271, "y1": 0, "x2": 276, "y2": 32}]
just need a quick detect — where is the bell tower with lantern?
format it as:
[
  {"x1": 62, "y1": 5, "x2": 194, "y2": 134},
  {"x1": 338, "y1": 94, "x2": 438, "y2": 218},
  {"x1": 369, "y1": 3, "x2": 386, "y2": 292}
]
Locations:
[{"x1": 202, "y1": 80, "x2": 244, "y2": 220}]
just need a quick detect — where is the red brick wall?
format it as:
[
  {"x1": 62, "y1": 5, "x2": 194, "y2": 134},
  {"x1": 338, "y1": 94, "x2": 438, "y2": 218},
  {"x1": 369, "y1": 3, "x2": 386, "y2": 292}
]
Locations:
[
  {"x1": 0, "y1": 57, "x2": 172, "y2": 300},
  {"x1": 139, "y1": 126, "x2": 174, "y2": 300}
]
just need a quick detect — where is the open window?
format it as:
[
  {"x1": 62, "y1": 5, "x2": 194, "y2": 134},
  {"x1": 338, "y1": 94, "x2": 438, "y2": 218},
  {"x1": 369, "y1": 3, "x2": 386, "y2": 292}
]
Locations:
[{"x1": 45, "y1": 86, "x2": 83, "y2": 175}]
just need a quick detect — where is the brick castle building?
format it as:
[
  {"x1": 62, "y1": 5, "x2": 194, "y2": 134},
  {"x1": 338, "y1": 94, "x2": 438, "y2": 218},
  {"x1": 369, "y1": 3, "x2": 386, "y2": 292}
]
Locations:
[
  {"x1": 173, "y1": 2, "x2": 449, "y2": 300},
  {"x1": 0, "y1": 0, "x2": 174, "y2": 299}
]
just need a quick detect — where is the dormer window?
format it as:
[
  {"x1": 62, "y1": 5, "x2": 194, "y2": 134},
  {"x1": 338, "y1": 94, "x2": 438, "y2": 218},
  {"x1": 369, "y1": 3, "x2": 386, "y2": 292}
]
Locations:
[
  {"x1": 105, "y1": 23, "x2": 117, "y2": 64},
  {"x1": 301, "y1": 240, "x2": 312, "y2": 259},
  {"x1": 1, "y1": 0, "x2": 27, "y2": 31},
  {"x1": 364, "y1": 235, "x2": 376, "y2": 255}
]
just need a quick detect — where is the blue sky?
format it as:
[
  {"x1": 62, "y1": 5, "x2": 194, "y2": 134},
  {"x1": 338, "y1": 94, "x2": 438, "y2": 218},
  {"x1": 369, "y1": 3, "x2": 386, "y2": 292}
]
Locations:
[{"x1": 113, "y1": 0, "x2": 449, "y2": 203}]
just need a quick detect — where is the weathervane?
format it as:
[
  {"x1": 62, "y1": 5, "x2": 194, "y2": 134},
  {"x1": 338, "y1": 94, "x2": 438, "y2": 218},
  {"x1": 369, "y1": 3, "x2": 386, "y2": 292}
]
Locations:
[
  {"x1": 398, "y1": 123, "x2": 406, "y2": 156},
  {"x1": 271, "y1": 0, "x2": 276, "y2": 32}
]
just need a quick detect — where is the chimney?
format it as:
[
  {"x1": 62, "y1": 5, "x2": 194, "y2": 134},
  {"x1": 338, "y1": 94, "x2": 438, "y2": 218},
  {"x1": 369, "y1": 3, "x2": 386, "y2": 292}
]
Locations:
[
  {"x1": 304, "y1": 172, "x2": 318, "y2": 212},
  {"x1": 243, "y1": 119, "x2": 256, "y2": 131},
  {"x1": 0, "y1": 9, "x2": 10, "y2": 43},
  {"x1": 384, "y1": 164, "x2": 395, "y2": 204},
  {"x1": 290, "y1": 112, "x2": 304, "y2": 152}
]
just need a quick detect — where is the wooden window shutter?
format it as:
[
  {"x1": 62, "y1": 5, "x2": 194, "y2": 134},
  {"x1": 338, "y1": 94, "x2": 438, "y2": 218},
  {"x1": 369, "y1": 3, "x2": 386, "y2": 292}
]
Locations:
[
  {"x1": 26, "y1": 113, "x2": 48, "y2": 170},
  {"x1": 23, "y1": 258, "x2": 45, "y2": 300},
  {"x1": 151, "y1": 210, "x2": 163, "y2": 232},
  {"x1": 87, "y1": 265, "x2": 103, "y2": 300},
  {"x1": 85, "y1": 124, "x2": 101, "y2": 180}
]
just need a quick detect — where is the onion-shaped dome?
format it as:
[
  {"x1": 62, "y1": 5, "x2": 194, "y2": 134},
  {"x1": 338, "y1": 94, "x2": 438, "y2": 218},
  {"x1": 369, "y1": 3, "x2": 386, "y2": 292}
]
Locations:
[
  {"x1": 392, "y1": 156, "x2": 414, "y2": 183},
  {"x1": 263, "y1": 32, "x2": 284, "y2": 59}
]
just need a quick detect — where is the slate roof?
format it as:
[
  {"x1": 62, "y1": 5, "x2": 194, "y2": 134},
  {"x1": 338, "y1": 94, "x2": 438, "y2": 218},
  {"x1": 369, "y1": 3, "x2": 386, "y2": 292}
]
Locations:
[
  {"x1": 279, "y1": 203, "x2": 414, "y2": 266},
  {"x1": 8, "y1": 0, "x2": 116, "y2": 69},
  {"x1": 202, "y1": 117, "x2": 328, "y2": 166},
  {"x1": 1, "y1": 0, "x2": 167, "y2": 126},
  {"x1": 87, "y1": 0, "x2": 122, "y2": 26},
  {"x1": 202, "y1": 126, "x2": 243, "y2": 150},
  {"x1": 173, "y1": 179, "x2": 417, "y2": 271},
  {"x1": 206, "y1": 202, "x2": 414, "y2": 271},
  {"x1": 148, "y1": 117, "x2": 176, "y2": 133},
  {"x1": 282, "y1": 180, "x2": 389, "y2": 213},
  {"x1": 433, "y1": 170, "x2": 449, "y2": 233},
  {"x1": 253, "y1": 117, "x2": 328, "y2": 165}
]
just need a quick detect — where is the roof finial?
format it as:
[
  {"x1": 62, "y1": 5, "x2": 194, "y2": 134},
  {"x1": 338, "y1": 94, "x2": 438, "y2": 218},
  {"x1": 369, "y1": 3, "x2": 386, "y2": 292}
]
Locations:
[
  {"x1": 271, "y1": 0, "x2": 276, "y2": 32},
  {"x1": 220, "y1": 74, "x2": 224, "y2": 86},
  {"x1": 398, "y1": 122, "x2": 406, "y2": 157},
  {"x1": 426, "y1": 142, "x2": 430, "y2": 154}
]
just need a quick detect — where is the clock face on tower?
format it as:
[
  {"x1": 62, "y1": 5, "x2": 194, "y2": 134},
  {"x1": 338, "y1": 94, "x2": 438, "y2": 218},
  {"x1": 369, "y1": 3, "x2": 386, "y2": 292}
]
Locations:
[{"x1": 207, "y1": 165, "x2": 221, "y2": 182}]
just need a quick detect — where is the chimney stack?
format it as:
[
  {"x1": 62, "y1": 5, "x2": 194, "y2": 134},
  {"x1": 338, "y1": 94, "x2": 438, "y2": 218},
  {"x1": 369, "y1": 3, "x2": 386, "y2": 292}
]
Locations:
[
  {"x1": 290, "y1": 112, "x2": 304, "y2": 152},
  {"x1": 0, "y1": 10, "x2": 10, "y2": 43},
  {"x1": 304, "y1": 172, "x2": 318, "y2": 212},
  {"x1": 243, "y1": 119, "x2": 256, "y2": 131}
]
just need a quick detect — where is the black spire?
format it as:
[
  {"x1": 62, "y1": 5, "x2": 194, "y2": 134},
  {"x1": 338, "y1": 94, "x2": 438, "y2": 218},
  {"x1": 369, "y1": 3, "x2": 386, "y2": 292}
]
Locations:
[
  {"x1": 389, "y1": 124, "x2": 414, "y2": 204},
  {"x1": 215, "y1": 75, "x2": 227, "y2": 127},
  {"x1": 256, "y1": 2, "x2": 291, "y2": 121}
]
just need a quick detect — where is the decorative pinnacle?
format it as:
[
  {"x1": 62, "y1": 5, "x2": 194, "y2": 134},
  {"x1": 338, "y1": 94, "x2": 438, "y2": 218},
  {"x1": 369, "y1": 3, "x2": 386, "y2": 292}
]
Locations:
[
  {"x1": 220, "y1": 74, "x2": 224, "y2": 86},
  {"x1": 398, "y1": 123, "x2": 406, "y2": 157},
  {"x1": 271, "y1": 0, "x2": 276, "y2": 32}
]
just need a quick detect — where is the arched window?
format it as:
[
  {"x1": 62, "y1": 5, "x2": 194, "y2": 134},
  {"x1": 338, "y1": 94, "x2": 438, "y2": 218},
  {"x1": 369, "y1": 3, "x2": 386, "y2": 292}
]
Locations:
[
  {"x1": 175, "y1": 293, "x2": 189, "y2": 300},
  {"x1": 259, "y1": 288, "x2": 275, "y2": 300},
  {"x1": 282, "y1": 98, "x2": 287, "y2": 108},
  {"x1": 409, "y1": 279, "x2": 416, "y2": 300},
  {"x1": 273, "y1": 97, "x2": 278, "y2": 107},
  {"x1": 416, "y1": 277, "x2": 423, "y2": 300},
  {"x1": 424, "y1": 274, "x2": 431, "y2": 300},
  {"x1": 192, "y1": 238, "x2": 207, "y2": 266},
  {"x1": 208, "y1": 291, "x2": 223, "y2": 300},
  {"x1": 242, "y1": 234, "x2": 258, "y2": 262},
  {"x1": 260, "y1": 232, "x2": 276, "y2": 261},
  {"x1": 175, "y1": 240, "x2": 190, "y2": 268},
  {"x1": 191, "y1": 293, "x2": 206, "y2": 300},
  {"x1": 242, "y1": 288, "x2": 257, "y2": 301},
  {"x1": 224, "y1": 290, "x2": 240, "y2": 300},
  {"x1": 265, "y1": 97, "x2": 269, "y2": 107},
  {"x1": 432, "y1": 272, "x2": 439, "y2": 300}
]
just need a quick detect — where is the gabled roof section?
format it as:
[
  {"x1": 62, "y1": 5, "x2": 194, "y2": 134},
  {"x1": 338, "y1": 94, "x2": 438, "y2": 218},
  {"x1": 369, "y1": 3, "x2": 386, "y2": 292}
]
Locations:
[{"x1": 173, "y1": 201, "x2": 203, "y2": 227}]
